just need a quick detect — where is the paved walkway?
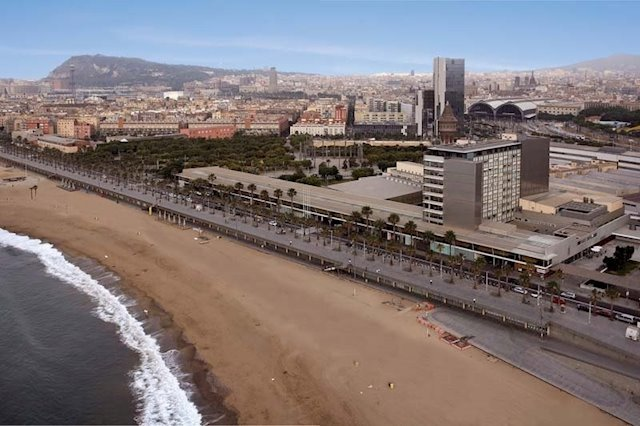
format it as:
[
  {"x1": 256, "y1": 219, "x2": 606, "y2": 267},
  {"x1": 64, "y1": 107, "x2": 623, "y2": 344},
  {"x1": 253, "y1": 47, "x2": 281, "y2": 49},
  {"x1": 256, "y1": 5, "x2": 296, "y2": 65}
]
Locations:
[
  {"x1": 2, "y1": 149, "x2": 639, "y2": 357},
  {"x1": 430, "y1": 308, "x2": 640, "y2": 425}
]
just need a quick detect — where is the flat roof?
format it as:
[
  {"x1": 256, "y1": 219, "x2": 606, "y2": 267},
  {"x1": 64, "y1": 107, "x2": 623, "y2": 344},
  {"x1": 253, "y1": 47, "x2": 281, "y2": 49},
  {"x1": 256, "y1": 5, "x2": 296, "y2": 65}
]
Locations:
[
  {"x1": 558, "y1": 201, "x2": 602, "y2": 213},
  {"x1": 330, "y1": 175, "x2": 421, "y2": 200},
  {"x1": 178, "y1": 166, "x2": 568, "y2": 260},
  {"x1": 428, "y1": 139, "x2": 520, "y2": 154},
  {"x1": 38, "y1": 135, "x2": 77, "y2": 145}
]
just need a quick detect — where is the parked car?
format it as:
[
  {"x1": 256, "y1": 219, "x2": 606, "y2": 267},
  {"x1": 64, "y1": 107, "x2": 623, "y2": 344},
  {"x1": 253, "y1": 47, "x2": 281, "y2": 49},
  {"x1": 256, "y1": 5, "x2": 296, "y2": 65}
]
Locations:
[
  {"x1": 577, "y1": 303, "x2": 589, "y2": 312},
  {"x1": 615, "y1": 313, "x2": 636, "y2": 324},
  {"x1": 594, "y1": 307, "x2": 611, "y2": 318},
  {"x1": 529, "y1": 290, "x2": 541, "y2": 299},
  {"x1": 560, "y1": 291, "x2": 576, "y2": 299},
  {"x1": 513, "y1": 286, "x2": 527, "y2": 295}
]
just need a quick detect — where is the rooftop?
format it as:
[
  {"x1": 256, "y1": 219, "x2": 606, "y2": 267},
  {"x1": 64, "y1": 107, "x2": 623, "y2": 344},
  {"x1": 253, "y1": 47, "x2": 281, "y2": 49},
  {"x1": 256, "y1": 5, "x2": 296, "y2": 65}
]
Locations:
[
  {"x1": 428, "y1": 139, "x2": 520, "y2": 154},
  {"x1": 558, "y1": 201, "x2": 603, "y2": 214},
  {"x1": 330, "y1": 175, "x2": 421, "y2": 200},
  {"x1": 178, "y1": 166, "x2": 569, "y2": 261}
]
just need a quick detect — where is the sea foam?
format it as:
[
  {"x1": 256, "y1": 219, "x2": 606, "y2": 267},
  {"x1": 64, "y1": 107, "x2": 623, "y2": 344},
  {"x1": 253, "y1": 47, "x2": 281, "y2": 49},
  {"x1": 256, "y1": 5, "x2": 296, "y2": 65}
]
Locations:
[{"x1": 0, "y1": 228, "x2": 202, "y2": 426}]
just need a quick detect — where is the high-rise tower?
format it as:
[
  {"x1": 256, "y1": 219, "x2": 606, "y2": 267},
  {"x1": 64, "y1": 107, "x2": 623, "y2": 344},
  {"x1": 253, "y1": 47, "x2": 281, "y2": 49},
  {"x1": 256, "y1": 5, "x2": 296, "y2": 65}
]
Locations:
[
  {"x1": 433, "y1": 57, "x2": 465, "y2": 135},
  {"x1": 268, "y1": 67, "x2": 278, "y2": 93}
]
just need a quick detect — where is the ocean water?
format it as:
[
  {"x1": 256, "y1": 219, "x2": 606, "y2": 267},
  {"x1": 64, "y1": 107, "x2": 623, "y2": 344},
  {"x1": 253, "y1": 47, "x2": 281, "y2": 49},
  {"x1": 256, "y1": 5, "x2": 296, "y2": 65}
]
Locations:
[{"x1": 0, "y1": 228, "x2": 206, "y2": 425}]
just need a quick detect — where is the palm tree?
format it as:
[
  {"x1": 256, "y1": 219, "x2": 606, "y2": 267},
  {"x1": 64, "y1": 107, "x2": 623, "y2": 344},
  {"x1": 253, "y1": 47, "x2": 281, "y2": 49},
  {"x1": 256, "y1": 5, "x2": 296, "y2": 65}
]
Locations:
[
  {"x1": 446, "y1": 256, "x2": 456, "y2": 283},
  {"x1": 287, "y1": 188, "x2": 297, "y2": 213},
  {"x1": 404, "y1": 220, "x2": 417, "y2": 251},
  {"x1": 556, "y1": 269, "x2": 565, "y2": 297},
  {"x1": 274, "y1": 188, "x2": 283, "y2": 213},
  {"x1": 519, "y1": 269, "x2": 531, "y2": 303},
  {"x1": 473, "y1": 257, "x2": 486, "y2": 290},
  {"x1": 350, "y1": 210, "x2": 362, "y2": 224},
  {"x1": 436, "y1": 243, "x2": 444, "y2": 276},
  {"x1": 247, "y1": 183, "x2": 257, "y2": 205},
  {"x1": 373, "y1": 218, "x2": 386, "y2": 242},
  {"x1": 260, "y1": 189, "x2": 269, "y2": 202},
  {"x1": 388, "y1": 213, "x2": 400, "y2": 240},
  {"x1": 426, "y1": 250, "x2": 435, "y2": 277},
  {"x1": 444, "y1": 230, "x2": 456, "y2": 252},
  {"x1": 423, "y1": 230, "x2": 435, "y2": 254},
  {"x1": 361, "y1": 205, "x2": 373, "y2": 234},
  {"x1": 546, "y1": 280, "x2": 560, "y2": 313},
  {"x1": 498, "y1": 264, "x2": 512, "y2": 297},
  {"x1": 234, "y1": 181, "x2": 244, "y2": 194},
  {"x1": 456, "y1": 253, "x2": 465, "y2": 279},
  {"x1": 605, "y1": 287, "x2": 620, "y2": 320},
  {"x1": 590, "y1": 289, "x2": 602, "y2": 323}
]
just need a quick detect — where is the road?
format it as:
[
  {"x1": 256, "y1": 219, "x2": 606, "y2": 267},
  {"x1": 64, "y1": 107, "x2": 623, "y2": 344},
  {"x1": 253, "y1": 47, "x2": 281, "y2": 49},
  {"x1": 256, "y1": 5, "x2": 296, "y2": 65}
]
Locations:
[{"x1": 1, "y1": 146, "x2": 639, "y2": 359}]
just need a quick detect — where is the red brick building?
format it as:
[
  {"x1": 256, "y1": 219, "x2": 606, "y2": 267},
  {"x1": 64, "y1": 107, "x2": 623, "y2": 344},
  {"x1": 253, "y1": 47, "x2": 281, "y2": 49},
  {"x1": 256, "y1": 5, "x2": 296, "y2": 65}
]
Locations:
[
  {"x1": 180, "y1": 125, "x2": 236, "y2": 139},
  {"x1": 26, "y1": 118, "x2": 53, "y2": 134},
  {"x1": 74, "y1": 123, "x2": 94, "y2": 140},
  {"x1": 334, "y1": 104, "x2": 347, "y2": 122}
]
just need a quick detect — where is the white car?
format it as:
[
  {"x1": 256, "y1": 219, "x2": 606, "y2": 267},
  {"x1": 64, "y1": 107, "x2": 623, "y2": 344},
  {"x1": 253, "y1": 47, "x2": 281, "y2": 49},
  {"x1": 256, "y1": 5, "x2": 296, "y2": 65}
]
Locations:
[
  {"x1": 268, "y1": 220, "x2": 279, "y2": 227},
  {"x1": 513, "y1": 286, "x2": 527, "y2": 295},
  {"x1": 560, "y1": 291, "x2": 576, "y2": 299},
  {"x1": 529, "y1": 290, "x2": 541, "y2": 299}
]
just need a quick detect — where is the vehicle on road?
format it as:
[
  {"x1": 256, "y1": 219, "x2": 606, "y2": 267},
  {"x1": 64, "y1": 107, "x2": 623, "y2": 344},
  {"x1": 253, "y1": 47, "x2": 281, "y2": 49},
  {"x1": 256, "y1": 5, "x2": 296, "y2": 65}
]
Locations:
[
  {"x1": 268, "y1": 220, "x2": 279, "y2": 227},
  {"x1": 577, "y1": 303, "x2": 590, "y2": 312},
  {"x1": 529, "y1": 290, "x2": 541, "y2": 299},
  {"x1": 513, "y1": 286, "x2": 527, "y2": 295},
  {"x1": 560, "y1": 291, "x2": 576, "y2": 299},
  {"x1": 626, "y1": 326, "x2": 639, "y2": 341},
  {"x1": 615, "y1": 313, "x2": 637, "y2": 324}
]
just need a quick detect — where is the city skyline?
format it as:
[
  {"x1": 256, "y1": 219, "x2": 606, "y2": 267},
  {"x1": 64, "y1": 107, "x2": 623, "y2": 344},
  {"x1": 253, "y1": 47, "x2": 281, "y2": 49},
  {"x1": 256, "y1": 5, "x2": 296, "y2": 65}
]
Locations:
[{"x1": 1, "y1": 0, "x2": 639, "y2": 79}]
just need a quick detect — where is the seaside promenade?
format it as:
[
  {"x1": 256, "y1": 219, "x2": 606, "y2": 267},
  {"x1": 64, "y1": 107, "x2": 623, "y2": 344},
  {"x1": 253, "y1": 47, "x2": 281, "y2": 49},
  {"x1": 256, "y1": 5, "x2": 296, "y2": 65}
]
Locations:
[
  {"x1": 1, "y1": 148, "x2": 637, "y2": 352},
  {"x1": 2, "y1": 148, "x2": 640, "y2": 423}
]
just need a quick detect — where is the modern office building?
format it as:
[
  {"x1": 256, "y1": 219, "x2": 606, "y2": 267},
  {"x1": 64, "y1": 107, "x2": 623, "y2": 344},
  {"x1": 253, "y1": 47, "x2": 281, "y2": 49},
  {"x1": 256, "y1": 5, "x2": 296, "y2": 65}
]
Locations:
[
  {"x1": 423, "y1": 135, "x2": 549, "y2": 229},
  {"x1": 433, "y1": 57, "x2": 465, "y2": 134},
  {"x1": 415, "y1": 89, "x2": 434, "y2": 138},
  {"x1": 268, "y1": 67, "x2": 278, "y2": 93}
]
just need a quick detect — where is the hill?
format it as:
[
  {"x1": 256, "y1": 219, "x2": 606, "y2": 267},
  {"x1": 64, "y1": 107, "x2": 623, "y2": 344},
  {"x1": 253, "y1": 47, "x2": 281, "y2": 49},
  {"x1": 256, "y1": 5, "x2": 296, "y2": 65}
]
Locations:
[
  {"x1": 47, "y1": 54, "x2": 261, "y2": 89},
  {"x1": 557, "y1": 54, "x2": 640, "y2": 73}
]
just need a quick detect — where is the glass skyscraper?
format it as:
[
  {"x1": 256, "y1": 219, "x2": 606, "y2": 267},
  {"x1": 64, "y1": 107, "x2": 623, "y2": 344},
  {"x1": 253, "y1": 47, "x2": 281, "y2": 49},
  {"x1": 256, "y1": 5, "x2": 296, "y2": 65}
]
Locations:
[{"x1": 433, "y1": 57, "x2": 465, "y2": 134}]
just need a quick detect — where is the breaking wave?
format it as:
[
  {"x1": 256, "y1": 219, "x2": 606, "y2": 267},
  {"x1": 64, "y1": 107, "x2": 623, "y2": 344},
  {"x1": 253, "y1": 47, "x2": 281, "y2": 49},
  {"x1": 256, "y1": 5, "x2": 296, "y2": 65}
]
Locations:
[{"x1": 0, "y1": 228, "x2": 202, "y2": 425}]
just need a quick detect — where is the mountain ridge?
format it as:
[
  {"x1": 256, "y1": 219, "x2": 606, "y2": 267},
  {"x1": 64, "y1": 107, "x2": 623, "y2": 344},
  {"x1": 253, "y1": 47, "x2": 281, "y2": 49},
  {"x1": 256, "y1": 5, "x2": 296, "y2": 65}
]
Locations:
[
  {"x1": 547, "y1": 54, "x2": 640, "y2": 73},
  {"x1": 46, "y1": 54, "x2": 296, "y2": 89}
]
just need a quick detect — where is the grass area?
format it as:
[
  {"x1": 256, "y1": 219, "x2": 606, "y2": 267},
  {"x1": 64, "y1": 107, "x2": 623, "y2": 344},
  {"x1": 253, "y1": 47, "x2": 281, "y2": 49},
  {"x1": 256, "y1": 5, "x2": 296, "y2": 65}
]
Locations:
[{"x1": 605, "y1": 260, "x2": 640, "y2": 276}]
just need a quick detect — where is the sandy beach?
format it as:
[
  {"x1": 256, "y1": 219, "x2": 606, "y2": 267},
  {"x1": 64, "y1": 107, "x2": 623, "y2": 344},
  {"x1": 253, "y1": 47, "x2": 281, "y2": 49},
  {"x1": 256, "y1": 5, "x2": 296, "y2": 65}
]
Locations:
[{"x1": 0, "y1": 170, "x2": 623, "y2": 425}]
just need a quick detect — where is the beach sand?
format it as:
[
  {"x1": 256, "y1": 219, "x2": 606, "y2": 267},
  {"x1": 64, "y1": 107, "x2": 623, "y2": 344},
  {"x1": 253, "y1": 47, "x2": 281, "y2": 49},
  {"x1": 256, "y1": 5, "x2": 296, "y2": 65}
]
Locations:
[{"x1": 0, "y1": 172, "x2": 623, "y2": 425}]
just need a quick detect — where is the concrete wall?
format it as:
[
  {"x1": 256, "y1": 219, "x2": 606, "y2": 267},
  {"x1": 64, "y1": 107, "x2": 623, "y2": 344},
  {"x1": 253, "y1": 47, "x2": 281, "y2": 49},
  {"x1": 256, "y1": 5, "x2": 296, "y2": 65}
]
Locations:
[{"x1": 443, "y1": 159, "x2": 482, "y2": 229}]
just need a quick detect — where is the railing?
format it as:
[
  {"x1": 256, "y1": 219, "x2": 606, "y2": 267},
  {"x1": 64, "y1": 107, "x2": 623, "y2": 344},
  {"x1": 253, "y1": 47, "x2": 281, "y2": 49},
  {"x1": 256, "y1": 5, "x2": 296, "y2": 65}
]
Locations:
[
  {"x1": 343, "y1": 264, "x2": 549, "y2": 336},
  {"x1": 0, "y1": 149, "x2": 551, "y2": 335}
]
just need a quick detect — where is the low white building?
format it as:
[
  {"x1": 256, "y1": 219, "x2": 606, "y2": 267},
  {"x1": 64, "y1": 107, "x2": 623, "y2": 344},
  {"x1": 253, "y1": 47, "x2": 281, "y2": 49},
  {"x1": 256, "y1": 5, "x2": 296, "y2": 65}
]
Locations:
[
  {"x1": 537, "y1": 102, "x2": 583, "y2": 116},
  {"x1": 290, "y1": 121, "x2": 345, "y2": 137},
  {"x1": 162, "y1": 91, "x2": 185, "y2": 100}
]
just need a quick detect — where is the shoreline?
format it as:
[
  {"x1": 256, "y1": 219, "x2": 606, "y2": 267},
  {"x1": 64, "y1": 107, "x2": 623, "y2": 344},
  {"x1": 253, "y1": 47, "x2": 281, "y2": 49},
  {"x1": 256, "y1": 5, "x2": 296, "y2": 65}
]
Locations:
[
  {"x1": 86, "y1": 256, "x2": 239, "y2": 424},
  {"x1": 0, "y1": 172, "x2": 623, "y2": 425},
  {"x1": 4, "y1": 228, "x2": 239, "y2": 424},
  {"x1": 0, "y1": 226, "x2": 233, "y2": 424}
]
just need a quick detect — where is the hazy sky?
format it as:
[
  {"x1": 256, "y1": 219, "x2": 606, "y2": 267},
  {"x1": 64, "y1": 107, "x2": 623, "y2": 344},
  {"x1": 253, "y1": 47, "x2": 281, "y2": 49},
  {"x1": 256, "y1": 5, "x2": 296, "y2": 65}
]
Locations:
[{"x1": 1, "y1": 0, "x2": 638, "y2": 78}]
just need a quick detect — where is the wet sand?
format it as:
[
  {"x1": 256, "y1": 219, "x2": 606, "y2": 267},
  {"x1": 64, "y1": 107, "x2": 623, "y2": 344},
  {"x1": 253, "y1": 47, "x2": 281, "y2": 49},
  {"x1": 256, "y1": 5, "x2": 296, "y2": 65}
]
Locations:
[{"x1": 0, "y1": 170, "x2": 623, "y2": 425}]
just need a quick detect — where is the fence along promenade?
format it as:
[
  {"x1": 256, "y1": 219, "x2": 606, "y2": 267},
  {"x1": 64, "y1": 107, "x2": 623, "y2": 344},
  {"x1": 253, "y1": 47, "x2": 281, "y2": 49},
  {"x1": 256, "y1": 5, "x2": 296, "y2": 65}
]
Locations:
[{"x1": 0, "y1": 150, "x2": 549, "y2": 336}]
